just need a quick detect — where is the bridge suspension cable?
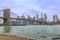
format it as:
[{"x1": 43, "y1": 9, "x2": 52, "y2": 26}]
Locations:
[{"x1": 10, "y1": 12, "x2": 19, "y2": 18}]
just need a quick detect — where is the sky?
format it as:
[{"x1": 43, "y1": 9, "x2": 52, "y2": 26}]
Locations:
[{"x1": 0, "y1": 0, "x2": 60, "y2": 21}]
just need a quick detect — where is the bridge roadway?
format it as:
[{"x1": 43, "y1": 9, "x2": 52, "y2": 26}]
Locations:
[{"x1": 0, "y1": 17, "x2": 42, "y2": 23}]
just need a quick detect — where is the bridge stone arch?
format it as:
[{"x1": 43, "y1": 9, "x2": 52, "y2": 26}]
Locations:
[{"x1": 3, "y1": 9, "x2": 10, "y2": 25}]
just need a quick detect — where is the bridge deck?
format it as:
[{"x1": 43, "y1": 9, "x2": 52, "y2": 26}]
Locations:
[
  {"x1": 11, "y1": 18, "x2": 41, "y2": 22},
  {"x1": 0, "y1": 17, "x2": 42, "y2": 22},
  {"x1": 0, "y1": 17, "x2": 6, "y2": 19}
]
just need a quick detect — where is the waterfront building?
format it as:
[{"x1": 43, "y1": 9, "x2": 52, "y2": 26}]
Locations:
[
  {"x1": 41, "y1": 13, "x2": 43, "y2": 19},
  {"x1": 27, "y1": 15, "x2": 31, "y2": 19},
  {"x1": 41, "y1": 13, "x2": 47, "y2": 22},
  {"x1": 11, "y1": 15, "x2": 26, "y2": 25},
  {"x1": 33, "y1": 16, "x2": 35, "y2": 20},
  {"x1": 32, "y1": 16, "x2": 36, "y2": 24},
  {"x1": 11, "y1": 19, "x2": 17, "y2": 25},
  {"x1": 11, "y1": 16, "x2": 20, "y2": 25},
  {"x1": 43, "y1": 13, "x2": 47, "y2": 22},
  {"x1": 16, "y1": 16, "x2": 21, "y2": 24},
  {"x1": 53, "y1": 15, "x2": 58, "y2": 22},
  {"x1": 11, "y1": 16, "x2": 22, "y2": 25},
  {"x1": 39, "y1": 18, "x2": 43, "y2": 21},
  {"x1": 21, "y1": 15, "x2": 26, "y2": 19},
  {"x1": 40, "y1": 13, "x2": 47, "y2": 24},
  {"x1": 35, "y1": 14, "x2": 39, "y2": 20},
  {"x1": 26, "y1": 15, "x2": 32, "y2": 24},
  {"x1": 17, "y1": 16, "x2": 20, "y2": 19},
  {"x1": 20, "y1": 15, "x2": 26, "y2": 24},
  {"x1": 40, "y1": 13, "x2": 44, "y2": 21}
]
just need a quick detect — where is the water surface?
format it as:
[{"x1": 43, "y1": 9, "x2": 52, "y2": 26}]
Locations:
[{"x1": 0, "y1": 25, "x2": 60, "y2": 39}]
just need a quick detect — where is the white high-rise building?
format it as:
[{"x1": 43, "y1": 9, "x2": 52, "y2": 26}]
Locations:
[
  {"x1": 53, "y1": 15, "x2": 58, "y2": 22},
  {"x1": 40, "y1": 13, "x2": 47, "y2": 22}
]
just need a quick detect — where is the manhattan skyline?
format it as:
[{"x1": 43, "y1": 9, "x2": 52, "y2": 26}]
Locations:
[{"x1": 0, "y1": 0, "x2": 60, "y2": 21}]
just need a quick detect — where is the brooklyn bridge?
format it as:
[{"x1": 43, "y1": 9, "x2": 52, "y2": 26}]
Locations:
[{"x1": 0, "y1": 9, "x2": 45, "y2": 25}]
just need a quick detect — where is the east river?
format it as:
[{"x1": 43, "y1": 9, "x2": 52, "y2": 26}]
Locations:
[{"x1": 0, "y1": 25, "x2": 60, "y2": 39}]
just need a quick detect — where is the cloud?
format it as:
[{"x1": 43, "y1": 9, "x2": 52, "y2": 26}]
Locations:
[{"x1": 0, "y1": 0, "x2": 60, "y2": 21}]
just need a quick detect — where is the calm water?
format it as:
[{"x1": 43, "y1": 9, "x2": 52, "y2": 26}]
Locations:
[{"x1": 0, "y1": 25, "x2": 60, "y2": 39}]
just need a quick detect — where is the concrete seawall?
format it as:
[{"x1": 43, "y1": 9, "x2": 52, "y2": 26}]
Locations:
[
  {"x1": 0, "y1": 34, "x2": 53, "y2": 40},
  {"x1": 0, "y1": 34, "x2": 35, "y2": 40}
]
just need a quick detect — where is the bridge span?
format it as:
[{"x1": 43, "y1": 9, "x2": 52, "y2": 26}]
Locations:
[{"x1": 0, "y1": 9, "x2": 42, "y2": 25}]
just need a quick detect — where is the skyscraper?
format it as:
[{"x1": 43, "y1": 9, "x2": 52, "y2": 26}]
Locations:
[
  {"x1": 40, "y1": 13, "x2": 44, "y2": 21},
  {"x1": 41, "y1": 13, "x2": 43, "y2": 18},
  {"x1": 43, "y1": 13, "x2": 47, "y2": 22},
  {"x1": 41, "y1": 13, "x2": 47, "y2": 22},
  {"x1": 53, "y1": 15, "x2": 58, "y2": 22},
  {"x1": 27, "y1": 15, "x2": 31, "y2": 19},
  {"x1": 36, "y1": 14, "x2": 39, "y2": 20},
  {"x1": 33, "y1": 16, "x2": 35, "y2": 20},
  {"x1": 21, "y1": 15, "x2": 25, "y2": 19}
]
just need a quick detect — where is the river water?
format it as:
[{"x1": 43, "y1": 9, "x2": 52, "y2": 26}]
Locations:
[{"x1": 0, "y1": 25, "x2": 60, "y2": 39}]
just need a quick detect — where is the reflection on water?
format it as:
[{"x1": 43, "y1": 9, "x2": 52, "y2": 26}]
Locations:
[
  {"x1": 3, "y1": 26, "x2": 11, "y2": 33},
  {"x1": 0, "y1": 25, "x2": 60, "y2": 39}
]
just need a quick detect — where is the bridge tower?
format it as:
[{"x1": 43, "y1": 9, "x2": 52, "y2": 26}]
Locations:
[{"x1": 3, "y1": 9, "x2": 10, "y2": 25}]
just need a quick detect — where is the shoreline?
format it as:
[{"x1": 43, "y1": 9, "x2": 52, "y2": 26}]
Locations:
[
  {"x1": 0, "y1": 24, "x2": 60, "y2": 26},
  {"x1": 0, "y1": 33, "x2": 35, "y2": 40}
]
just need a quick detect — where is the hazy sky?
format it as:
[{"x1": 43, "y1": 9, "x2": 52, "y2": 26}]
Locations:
[{"x1": 0, "y1": 0, "x2": 60, "y2": 21}]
